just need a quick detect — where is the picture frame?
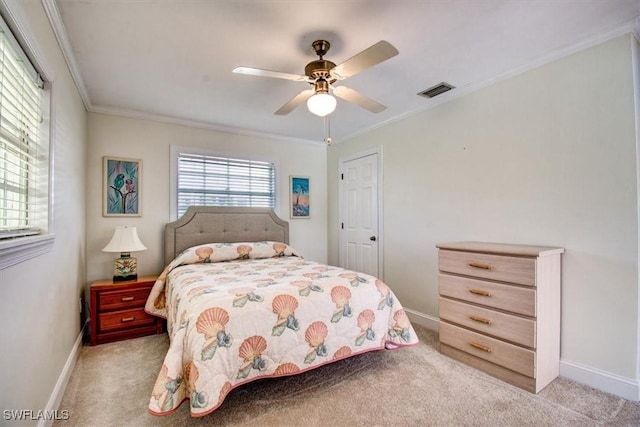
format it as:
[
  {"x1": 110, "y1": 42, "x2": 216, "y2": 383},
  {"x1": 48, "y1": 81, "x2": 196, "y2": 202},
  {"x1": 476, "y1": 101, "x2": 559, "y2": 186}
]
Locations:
[
  {"x1": 289, "y1": 175, "x2": 310, "y2": 218},
  {"x1": 103, "y1": 156, "x2": 142, "y2": 217}
]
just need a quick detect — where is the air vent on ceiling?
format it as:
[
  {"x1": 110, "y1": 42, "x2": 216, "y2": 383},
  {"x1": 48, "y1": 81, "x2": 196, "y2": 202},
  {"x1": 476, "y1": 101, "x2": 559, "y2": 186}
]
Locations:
[{"x1": 418, "y1": 82, "x2": 455, "y2": 98}]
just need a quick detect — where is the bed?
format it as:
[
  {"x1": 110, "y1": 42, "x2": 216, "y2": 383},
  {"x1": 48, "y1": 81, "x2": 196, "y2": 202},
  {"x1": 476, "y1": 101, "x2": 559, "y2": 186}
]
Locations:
[{"x1": 145, "y1": 206, "x2": 418, "y2": 417}]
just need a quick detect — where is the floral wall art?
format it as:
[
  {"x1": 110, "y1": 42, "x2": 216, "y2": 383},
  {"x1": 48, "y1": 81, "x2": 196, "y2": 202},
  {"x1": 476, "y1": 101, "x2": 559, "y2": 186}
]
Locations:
[{"x1": 103, "y1": 156, "x2": 141, "y2": 216}]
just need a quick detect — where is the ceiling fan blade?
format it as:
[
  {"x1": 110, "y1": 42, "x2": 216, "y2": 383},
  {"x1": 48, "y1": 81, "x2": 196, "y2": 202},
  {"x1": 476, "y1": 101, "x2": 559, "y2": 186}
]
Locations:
[
  {"x1": 330, "y1": 40, "x2": 399, "y2": 80},
  {"x1": 275, "y1": 89, "x2": 315, "y2": 115},
  {"x1": 333, "y1": 86, "x2": 387, "y2": 113},
  {"x1": 233, "y1": 66, "x2": 310, "y2": 82}
]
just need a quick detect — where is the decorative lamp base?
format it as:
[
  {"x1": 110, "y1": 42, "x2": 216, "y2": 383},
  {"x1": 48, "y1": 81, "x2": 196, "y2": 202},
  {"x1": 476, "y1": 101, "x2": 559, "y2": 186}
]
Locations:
[
  {"x1": 113, "y1": 254, "x2": 138, "y2": 282},
  {"x1": 113, "y1": 274, "x2": 138, "y2": 282}
]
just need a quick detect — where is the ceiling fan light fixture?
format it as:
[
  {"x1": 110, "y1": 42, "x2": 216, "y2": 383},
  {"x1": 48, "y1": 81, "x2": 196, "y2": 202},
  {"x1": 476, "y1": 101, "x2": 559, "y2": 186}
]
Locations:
[
  {"x1": 234, "y1": 39, "x2": 398, "y2": 116},
  {"x1": 307, "y1": 93, "x2": 336, "y2": 117}
]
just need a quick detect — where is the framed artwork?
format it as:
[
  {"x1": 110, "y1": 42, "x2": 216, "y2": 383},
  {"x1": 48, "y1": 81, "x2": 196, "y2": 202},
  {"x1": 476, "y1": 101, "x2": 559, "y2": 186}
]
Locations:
[
  {"x1": 290, "y1": 175, "x2": 310, "y2": 218},
  {"x1": 103, "y1": 156, "x2": 142, "y2": 217}
]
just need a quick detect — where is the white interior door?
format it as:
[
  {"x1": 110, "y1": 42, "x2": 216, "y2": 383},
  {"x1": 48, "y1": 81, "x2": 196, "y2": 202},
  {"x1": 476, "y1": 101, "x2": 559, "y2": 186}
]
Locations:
[{"x1": 339, "y1": 151, "x2": 381, "y2": 278}]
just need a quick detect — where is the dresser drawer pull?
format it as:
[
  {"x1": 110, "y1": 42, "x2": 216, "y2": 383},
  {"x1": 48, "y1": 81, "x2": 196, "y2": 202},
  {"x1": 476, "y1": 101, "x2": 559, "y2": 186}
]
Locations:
[
  {"x1": 468, "y1": 262, "x2": 492, "y2": 270},
  {"x1": 121, "y1": 296, "x2": 135, "y2": 302},
  {"x1": 469, "y1": 342, "x2": 492, "y2": 352},
  {"x1": 121, "y1": 316, "x2": 135, "y2": 323},
  {"x1": 469, "y1": 315, "x2": 492, "y2": 325},
  {"x1": 469, "y1": 289, "x2": 491, "y2": 297}
]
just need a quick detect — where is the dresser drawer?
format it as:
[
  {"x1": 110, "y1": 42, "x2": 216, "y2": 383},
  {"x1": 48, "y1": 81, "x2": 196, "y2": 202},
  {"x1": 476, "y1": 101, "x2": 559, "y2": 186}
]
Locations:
[
  {"x1": 98, "y1": 287, "x2": 151, "y2": 311},
  {"x1": 98, "y1": 308, "x2": 157, "y2": 333},
  {"x1": 439, "y1": 274, "x2": 536, "y2": 317},
  {"x1": 440, "y1": 322, "x2": 535, "y2": 377},
  {"x1": 439, "y1": 250, "x2": 536, "y2": 286},
  {"x1": 439, "y1": 298, "x2": 535, "y2": 347}
]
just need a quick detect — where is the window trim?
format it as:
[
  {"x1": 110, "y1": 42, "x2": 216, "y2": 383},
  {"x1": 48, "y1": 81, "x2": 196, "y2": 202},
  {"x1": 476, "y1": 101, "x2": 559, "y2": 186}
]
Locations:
[
  {"x1": 0, "y1": 1, "x2": 56, "y2": 269},
  {"x1": 170, "y1": 145, "x2": 279, "y2": 221},
  {"x1": 0, "y1": 233, "x2": 55, "y2": 269}
]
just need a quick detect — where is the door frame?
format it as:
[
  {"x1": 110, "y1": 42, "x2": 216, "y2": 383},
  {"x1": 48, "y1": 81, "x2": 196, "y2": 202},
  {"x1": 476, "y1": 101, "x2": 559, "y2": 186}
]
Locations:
[{"x1": 338, "y1": 147, "x2": 384, "y2": 280}]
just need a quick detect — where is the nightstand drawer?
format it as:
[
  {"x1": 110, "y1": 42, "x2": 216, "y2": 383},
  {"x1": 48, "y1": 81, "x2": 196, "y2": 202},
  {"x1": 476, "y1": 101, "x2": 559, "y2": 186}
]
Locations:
[
  {"x1": 98, "y1": 308, "x2": 156, "y2": 333},
  {"x1": 439, "y1": 298, "x2": 535, "y2": 348},
  {"x1": 439, "y1": 274, "x2": 536, "y2": 317},
  {"x1": 90, "y1": 275, "x2": 163, "y2": 345},
  {"x1": 440, "y1": 322, "x2": 535, "y2": 377},
  {"x1": 99, "y1": 287, "x2": 150, "y2": 311},
  {"x1": 439, "y1": 250, "x2": 536, "y2": 286}
]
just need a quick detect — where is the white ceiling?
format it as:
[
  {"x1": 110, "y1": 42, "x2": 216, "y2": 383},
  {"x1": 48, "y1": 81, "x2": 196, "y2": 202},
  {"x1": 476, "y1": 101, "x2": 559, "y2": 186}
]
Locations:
[{"x1": 53, "y1": 0, "x2": 639, "y2": 144}]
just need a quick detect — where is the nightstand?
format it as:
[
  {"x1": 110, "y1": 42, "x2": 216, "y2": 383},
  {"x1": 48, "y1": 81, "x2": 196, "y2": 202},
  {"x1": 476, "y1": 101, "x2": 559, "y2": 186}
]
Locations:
[{"x1": 90, "y1": 275, "x2": 164, "y2": 345}]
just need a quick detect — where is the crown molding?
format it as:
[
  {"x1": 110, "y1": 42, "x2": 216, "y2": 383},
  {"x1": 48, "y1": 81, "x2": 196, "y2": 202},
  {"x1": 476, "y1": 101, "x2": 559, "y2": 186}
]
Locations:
[
  {"x1": 340, "y1": 21, "x2": 640, "y2": 144},
  {"x1": 41, "y1": 0, "x2": 91, "y2": 110},
  {"x1": 90, "y1": 104, "x2": 322, "y2": 146},
  {"x1": 43, "y1": 0, "x2": 638, "y2": 147},
  {"x1": 44, "y1": 0, "x2": 322, "y2": 146}
]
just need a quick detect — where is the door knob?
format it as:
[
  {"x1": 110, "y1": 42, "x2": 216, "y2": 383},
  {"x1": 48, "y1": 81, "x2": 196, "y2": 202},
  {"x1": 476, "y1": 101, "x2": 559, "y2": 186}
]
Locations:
[{"x1": 370, "y1": 236, "x2": 377, "y2": 241}]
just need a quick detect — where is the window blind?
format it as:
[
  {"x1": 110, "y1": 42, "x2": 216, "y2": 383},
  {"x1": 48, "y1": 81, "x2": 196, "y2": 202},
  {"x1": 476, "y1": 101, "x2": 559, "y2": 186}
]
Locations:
[
  {"x1": 177, "y1": 153, "x2": 275, "y2": 217},
  {"x1": 0, "y1": 14, "x2": 44, "y2": 239}
]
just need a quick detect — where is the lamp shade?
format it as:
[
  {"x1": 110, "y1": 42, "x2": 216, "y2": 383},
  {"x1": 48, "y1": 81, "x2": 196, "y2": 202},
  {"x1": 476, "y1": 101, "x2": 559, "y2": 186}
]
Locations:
[
  {"x1": 102, "y1": 226, "x2": 147, "y2": 253},
  {"x1": 307, "y1": 93, "x2": 336, "y2": 117}
]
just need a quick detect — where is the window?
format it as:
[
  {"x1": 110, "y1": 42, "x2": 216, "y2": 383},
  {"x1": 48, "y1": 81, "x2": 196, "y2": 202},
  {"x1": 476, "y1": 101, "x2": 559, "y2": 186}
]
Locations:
[
  {"x1": 176, "y1": 151, "x2": 275, "y2": 218},
  {"x1": 0, "y1": 10, "x2": 52, "y2": 269}
]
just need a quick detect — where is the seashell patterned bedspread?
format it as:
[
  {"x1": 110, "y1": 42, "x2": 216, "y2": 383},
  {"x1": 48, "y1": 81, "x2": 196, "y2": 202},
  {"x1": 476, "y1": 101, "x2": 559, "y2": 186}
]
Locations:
[{"x1": 144, "y1": 241, "x2": 418, "y2": 417}]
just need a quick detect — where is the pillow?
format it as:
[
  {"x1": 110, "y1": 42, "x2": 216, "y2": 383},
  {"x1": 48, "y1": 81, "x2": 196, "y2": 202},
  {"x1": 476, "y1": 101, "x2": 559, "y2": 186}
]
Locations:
[
  {"x1": 178, "y1": 241, "x2": 299, "y2": 265},
  {"x1": 146, "y1": 241, "x2": 300, "y2": 318}
]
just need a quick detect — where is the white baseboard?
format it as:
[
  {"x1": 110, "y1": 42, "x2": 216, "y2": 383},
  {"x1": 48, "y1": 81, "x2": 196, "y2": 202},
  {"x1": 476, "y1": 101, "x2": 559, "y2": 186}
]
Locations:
[
  {"x1": 406, "y1": 312, "x2": 639, "y2": 401},
  {"x1": 560, "y1": 358, "x2": 639, "y2": 401},
  {"x1": 405, "y1": 308, "x2": 440, "y2": 332},
  {"x1": 38, "y1": 321, "x2": 88, "y2": 427}
]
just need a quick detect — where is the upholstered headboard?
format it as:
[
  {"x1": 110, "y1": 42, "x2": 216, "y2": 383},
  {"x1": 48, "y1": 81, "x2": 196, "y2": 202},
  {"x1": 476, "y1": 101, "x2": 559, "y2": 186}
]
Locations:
[{"x1": 164, "y1": 206, "x2": 289, "y2": 265}]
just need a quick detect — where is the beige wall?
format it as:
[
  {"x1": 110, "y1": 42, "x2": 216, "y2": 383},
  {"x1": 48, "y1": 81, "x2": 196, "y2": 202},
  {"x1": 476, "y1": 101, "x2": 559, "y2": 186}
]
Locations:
[
  {"x1": 0, "y1": 0, "x2": 87, "y2": 421},
  {"x1": 0, "y1": 2, "x2": 636, "y2": 413},
  {"x1": 86, "y1": 113, "x2": 328, "y2": 283},
  {"x1": 329, "y1": 35, "x2": 639, "y2": 381},
  {"x1": 634, "y1": 29, "x2": 640, "y2": 383}
]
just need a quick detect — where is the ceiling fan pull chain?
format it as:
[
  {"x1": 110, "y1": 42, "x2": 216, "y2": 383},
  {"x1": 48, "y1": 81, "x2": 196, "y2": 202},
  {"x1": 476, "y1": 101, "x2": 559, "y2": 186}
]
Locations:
[{"x1": 324, "y1": 115, "x2": 332, "y2": 146}]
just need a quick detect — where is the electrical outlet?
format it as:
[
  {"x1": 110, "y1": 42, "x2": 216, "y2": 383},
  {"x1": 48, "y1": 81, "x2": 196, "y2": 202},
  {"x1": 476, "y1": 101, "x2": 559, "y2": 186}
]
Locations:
[{"x1": 79, "y1": 295, "x2": 87, "y2": 328}]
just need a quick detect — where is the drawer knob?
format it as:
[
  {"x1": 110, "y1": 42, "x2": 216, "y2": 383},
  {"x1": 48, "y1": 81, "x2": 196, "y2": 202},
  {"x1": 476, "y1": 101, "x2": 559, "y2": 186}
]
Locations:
[
  {"x1": 469, "y1": 315, "x2": 492, "y2": 325},
  {"x1": 468, "y1": 262, "x2": 492, "y2": 270},
  {"x1": 121, "y1": 296, "x2": 135, "y2": 302},
  {"x1": 469, "y1": 342, "x2": 491, "y2": 352},
  {"x1": 469, "y1": 289, "x2": 491, "y2": 297},
  {"x1": 121, "y1": 316, "x2": 135, "y2": 323}
]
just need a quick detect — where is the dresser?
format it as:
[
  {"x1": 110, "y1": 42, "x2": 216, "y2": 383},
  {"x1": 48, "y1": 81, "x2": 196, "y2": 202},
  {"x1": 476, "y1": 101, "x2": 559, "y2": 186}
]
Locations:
[
  {"x1": 90, "y1": 275, "x2": 164, "y2": 345},
  {"x1": 437, "y1": 242, "x2": 564, "y2": 393}
]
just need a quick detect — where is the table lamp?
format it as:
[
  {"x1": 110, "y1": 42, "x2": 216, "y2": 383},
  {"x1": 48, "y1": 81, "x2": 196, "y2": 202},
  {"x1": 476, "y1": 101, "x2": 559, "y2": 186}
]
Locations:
[{"x1": 102, "y1": 226, "x2": 147, "y2": 282}]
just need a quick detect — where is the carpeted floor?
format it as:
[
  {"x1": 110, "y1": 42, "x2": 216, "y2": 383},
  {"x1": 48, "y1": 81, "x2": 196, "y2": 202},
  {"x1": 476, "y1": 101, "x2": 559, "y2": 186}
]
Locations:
[{"x1": 54, "y1": 325, "x2": 640, "y2": 426}]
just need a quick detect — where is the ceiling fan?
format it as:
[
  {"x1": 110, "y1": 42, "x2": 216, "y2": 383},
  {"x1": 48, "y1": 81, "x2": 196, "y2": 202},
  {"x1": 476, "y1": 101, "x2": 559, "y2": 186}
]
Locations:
[{"x1": 232, "y1": 39, "x2": 398, "y2": 117}]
